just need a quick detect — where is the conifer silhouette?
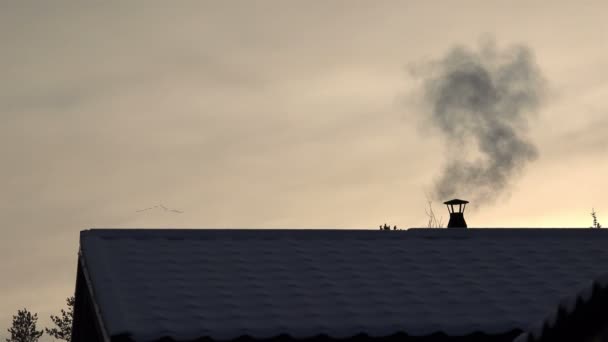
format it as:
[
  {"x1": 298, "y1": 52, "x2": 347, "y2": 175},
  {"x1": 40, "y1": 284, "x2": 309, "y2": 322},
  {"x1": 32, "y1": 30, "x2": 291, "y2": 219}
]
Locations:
[{"x1": 6, "y1": 308, "x2": 43, "y2": 342}]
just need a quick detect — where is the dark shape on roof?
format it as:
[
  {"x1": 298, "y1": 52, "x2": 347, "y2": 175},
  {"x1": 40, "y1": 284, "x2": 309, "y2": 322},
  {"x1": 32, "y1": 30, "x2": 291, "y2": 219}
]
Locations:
[
  {"x1": 72, "y1": 228, "x2": 608, "y2": 342},
  {"x1": 443, "y1": 199, "x2": 469, "y2": 205},
  {"x1": 443, "y1": 199, "x2": 468, "y2": 228}
]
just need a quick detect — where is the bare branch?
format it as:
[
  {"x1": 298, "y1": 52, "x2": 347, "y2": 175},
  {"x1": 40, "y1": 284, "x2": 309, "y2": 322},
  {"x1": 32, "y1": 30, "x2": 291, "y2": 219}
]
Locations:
[{"x1": 424, "y1": 194, "x2": 444, "y2": 228}]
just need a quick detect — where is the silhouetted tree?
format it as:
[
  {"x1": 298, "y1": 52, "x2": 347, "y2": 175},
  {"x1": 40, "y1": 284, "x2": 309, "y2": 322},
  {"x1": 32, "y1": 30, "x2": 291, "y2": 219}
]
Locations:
[
  {"x1": 6, "y1": 308, "x2": 43, "y2": 342},
  {"x1": 45, "y1": 296, "x2": 74, "y2": 341},
  {"x1": 591, "y1": 208, "x2": 602, "y2": 229}
]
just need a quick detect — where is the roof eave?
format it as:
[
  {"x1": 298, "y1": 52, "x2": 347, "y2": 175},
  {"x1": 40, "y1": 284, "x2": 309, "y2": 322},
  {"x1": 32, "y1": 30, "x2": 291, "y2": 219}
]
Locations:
[{"x1": 78, "y1": 247, "x2": 112, "y2": 342}]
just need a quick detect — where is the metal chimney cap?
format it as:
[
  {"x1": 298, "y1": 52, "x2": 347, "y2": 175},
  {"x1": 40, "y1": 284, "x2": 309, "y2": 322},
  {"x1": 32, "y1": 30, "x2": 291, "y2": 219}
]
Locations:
[{"x1": 444, "y1": 199, "x2": 469, "y2": 205}]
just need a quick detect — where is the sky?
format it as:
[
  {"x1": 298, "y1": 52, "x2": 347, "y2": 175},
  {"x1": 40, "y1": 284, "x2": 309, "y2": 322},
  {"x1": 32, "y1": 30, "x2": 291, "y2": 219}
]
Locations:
[{"x1": 1, "y1": 1, "x2": 608, "y2": 339}]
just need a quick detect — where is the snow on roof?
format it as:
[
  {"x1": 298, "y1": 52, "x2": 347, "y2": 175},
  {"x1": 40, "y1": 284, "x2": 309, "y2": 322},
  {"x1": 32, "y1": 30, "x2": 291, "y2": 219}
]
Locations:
[
  {"x1": 513, "y1": 272, "x2": 608, "y2": 342},
  {"x1": 79, "y1": 228, "x2": 608, "y2": 341}
]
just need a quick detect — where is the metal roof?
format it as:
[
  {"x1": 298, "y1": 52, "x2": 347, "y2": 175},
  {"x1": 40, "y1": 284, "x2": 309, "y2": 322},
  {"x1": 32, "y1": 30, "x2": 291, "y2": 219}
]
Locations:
[{"x1": 78, "y1": 228, "x2": 608, "y2": 341}]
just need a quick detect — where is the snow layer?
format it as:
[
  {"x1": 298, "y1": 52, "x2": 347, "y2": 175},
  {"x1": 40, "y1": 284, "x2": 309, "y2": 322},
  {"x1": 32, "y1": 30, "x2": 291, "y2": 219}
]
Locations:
[
  {"x1": 514, "y1": 272, "x2": 608, "y2": 342},
  {"x1": 79, "y1": 228, "x2": 608, "y2": 341}
]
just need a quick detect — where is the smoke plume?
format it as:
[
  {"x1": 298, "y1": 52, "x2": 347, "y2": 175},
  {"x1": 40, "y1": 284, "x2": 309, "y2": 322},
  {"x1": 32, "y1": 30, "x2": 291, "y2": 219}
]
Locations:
[{"x1": 413, "y1": 40, "x2": 546, "y2": 205}]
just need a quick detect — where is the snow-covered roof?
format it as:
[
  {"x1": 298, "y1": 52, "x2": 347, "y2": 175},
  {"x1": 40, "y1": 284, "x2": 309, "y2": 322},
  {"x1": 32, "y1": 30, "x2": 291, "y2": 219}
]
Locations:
[
  {"x1": 78, "y1": 228, "x2": 608, "y2": 341},
  {"x1": 513, "y1": 272, "x2": 608, "y2": 342}
]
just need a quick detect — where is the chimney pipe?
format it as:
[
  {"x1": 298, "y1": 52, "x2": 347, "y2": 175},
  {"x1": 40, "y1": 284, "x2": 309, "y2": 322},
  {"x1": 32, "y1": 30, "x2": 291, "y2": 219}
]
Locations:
[{"x1": 444, "y1": 199, "x2": 469, "y2": 228}]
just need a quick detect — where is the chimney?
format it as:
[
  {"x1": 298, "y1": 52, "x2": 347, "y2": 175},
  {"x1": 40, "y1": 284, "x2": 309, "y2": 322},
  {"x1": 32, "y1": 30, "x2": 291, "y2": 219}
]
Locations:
[{"x1": 444, "y1": 199, "x2": 469, "y2": 228}]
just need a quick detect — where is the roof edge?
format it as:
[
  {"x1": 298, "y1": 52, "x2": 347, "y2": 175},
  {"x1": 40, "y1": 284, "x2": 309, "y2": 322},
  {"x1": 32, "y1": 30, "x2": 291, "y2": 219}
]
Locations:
[
  {"x1": 78, "y1": 249, "x2": 112, "y2": 342},
  {"x1": 79, "y1": 228, "x2": 608, "y2": 240}
]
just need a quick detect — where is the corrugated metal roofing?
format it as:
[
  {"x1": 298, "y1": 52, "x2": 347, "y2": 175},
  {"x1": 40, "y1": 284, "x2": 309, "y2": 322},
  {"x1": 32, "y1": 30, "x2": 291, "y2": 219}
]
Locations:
[
  {"x1": 78, "y1": 228, "x2": 608, "y2": 341},
  {"x1": 514, "y1": 273, "x2": 608, "y2": 342}
]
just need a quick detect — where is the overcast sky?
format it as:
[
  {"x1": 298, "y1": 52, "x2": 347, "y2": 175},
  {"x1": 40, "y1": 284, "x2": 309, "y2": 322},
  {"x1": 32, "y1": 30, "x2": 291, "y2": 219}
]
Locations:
[{"x1": 1, "y1": 1, "x2": 607, "y2": 339}]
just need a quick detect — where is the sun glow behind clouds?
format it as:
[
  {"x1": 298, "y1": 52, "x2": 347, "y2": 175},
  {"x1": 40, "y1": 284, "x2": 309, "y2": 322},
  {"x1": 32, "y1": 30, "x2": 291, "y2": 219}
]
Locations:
[{"x1": 2, "y1": 2, "x2": 608, "y2": 340}]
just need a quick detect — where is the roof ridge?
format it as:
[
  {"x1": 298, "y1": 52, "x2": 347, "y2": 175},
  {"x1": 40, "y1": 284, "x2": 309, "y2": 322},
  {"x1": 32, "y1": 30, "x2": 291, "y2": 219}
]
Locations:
[{"x1": 80, "y1": 228, "x2": 608, "y2": 241}]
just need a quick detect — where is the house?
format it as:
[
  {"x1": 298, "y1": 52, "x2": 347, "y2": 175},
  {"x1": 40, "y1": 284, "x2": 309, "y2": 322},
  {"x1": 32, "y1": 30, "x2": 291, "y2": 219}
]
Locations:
[{"x1": 71, "y1": 228, "x2": 608, "y2": 342}]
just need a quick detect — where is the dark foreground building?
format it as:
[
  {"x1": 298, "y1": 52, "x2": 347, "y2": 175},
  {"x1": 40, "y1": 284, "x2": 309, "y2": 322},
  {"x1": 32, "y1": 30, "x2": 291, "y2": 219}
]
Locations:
[{"x1": 71, "y1": 228, "x2": 608, "y2": 342}]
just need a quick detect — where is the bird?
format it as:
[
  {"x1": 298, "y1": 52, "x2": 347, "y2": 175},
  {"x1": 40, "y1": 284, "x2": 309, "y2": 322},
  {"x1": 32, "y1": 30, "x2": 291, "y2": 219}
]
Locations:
[
  {"x1": 135, "y1": 204, "x2": 183, "y2": 214},
  {"x1": 135, "y1": 205, "x2": 159, "y2": 213}
]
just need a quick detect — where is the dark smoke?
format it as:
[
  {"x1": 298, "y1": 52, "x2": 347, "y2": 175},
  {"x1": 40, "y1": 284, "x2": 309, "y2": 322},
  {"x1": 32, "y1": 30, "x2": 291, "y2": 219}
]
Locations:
[{"x1": 413, "y1": 40, "x2": 546, "y2": 206}]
